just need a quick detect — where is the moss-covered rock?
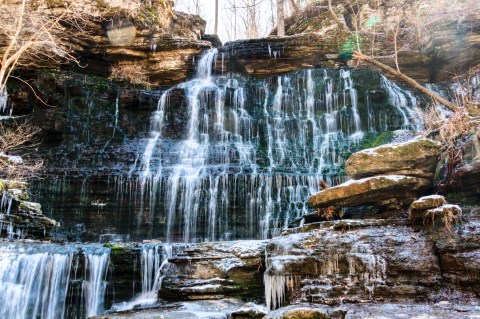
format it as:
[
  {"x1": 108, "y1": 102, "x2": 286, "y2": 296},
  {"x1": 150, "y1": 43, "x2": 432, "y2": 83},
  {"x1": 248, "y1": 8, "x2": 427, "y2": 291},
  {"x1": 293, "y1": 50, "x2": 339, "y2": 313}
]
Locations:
[
  {"x1": 345, "y1": 139, "x2": 441, "y2": 179},
  {"x1": 0, "y1": 180, "x2": 59, "y2": 239}
]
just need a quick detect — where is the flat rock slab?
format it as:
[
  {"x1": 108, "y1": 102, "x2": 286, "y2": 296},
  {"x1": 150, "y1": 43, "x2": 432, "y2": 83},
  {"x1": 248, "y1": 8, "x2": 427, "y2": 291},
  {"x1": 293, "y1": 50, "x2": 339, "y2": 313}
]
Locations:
[
  {"x1": 91, "y1": 299, "x2": 248, "y2": 319},
  {"x1": 410, "y1": 195, "x2": 447, "y2": 211},
  {"x1": 309, "y1": 175, "x2": 431, "y2": 209},
  {"x1": 345, "y1": 139, "x2": 441, "y2": 179},
  {"x1": 344, "y1": 302, "x2": 480, "y2": 319},
  {"x1": 265, "y1": 302, "x2": 480, "y2": 319}
]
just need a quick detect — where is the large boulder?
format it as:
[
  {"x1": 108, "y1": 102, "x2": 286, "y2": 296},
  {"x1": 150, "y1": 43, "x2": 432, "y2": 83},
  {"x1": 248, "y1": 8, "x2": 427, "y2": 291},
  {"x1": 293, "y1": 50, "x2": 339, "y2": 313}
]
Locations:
[
  {"x1": 308, "y1": 175, "x2": 432, "y2": 209},
  {"x1": 345, "y1": 139, "x2": 441, "y2": 180}
]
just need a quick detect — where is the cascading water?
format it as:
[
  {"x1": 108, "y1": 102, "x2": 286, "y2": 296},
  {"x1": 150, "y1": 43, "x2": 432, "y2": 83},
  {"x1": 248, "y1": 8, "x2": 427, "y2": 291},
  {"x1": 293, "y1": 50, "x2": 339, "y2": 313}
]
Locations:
[
  {"x1": 0, "y1": 244, "x2": 72, "y2": 319},
  {"x1": 0, "y1": 243, "x2": 111, "y2": 319},
  {"x1": 0, "y1": 88, "x2": 8, "y2": 113},
  {"x1": 110, "y1": 243, "x2": 173, "y2": 312},
  {"x1": 380, "y1": 75, "x2": 424, "y2": 130},
  {"x1": 137, "y1": 50, "x2": 424, "y2": 243},
  {"x1": 82, "y1": 248, "x2": 110, "y2": 317}
]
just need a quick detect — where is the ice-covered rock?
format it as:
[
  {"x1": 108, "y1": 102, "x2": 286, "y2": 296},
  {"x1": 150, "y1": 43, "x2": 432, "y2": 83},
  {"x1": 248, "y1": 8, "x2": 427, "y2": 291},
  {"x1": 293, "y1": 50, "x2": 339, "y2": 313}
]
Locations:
[
  {"x1": 159, "y1": 240, "x2": 267, "y2": 301},
  {"x1": 309, "y1": 175, "x2": 431, "y2": 210},
  {"x1": 410, "y1": 195, "x2": 447, "y2": 211}
]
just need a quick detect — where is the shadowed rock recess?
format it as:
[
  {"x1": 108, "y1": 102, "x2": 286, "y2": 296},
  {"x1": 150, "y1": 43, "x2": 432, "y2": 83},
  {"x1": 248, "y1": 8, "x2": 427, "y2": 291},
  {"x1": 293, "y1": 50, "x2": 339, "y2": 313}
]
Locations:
[{"x1": 1, "y1": 1, "x2": 480, "y2": 319}]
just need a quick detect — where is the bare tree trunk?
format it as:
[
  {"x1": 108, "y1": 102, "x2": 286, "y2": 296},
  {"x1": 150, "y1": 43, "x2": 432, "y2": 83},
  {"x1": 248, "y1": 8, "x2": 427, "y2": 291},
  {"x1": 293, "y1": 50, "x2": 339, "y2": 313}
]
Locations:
[
  {"x1": 276, "y1": 0, "x2": 285, "y2": 36},
  {"x1": 287, "y1": 0, "x2": 298, "y2": 14},
  {"x1": 353, "y1": 51, "x2": 459, "y2": 112},
  {"x1": 194, "y1": 0, "x2": 200, "y2": 16},
  {"x1": 270, "y1": 0, "x2": 276, "y2": 31},
  {"x1": 214, "y1": 0, "x2": 219, "y2": 35},
  {"x1": 327, "y1": 0, "x2": 348, "y2": 31}
]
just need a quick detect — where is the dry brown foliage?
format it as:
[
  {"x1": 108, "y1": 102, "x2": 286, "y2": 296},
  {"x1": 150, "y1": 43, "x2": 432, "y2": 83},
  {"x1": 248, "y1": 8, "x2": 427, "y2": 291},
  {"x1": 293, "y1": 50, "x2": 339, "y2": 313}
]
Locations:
[
  {"x1": 0, "y1": 121, "x2": 43, "y2": 180},
  {"x1": 109, "y1": 63, "x2": 150, "y2": 86},
  {"x1": 0, "y1": 0, "x2": 99, "y2": 109},
  {"x1": 316, "y1": 206, "x2": 343, "y2": 220}
]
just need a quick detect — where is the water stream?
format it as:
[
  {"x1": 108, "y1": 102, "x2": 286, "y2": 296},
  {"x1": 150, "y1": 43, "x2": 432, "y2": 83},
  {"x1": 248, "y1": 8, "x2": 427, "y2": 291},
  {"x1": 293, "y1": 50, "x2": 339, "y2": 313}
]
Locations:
[
  {"x1": 0, "y1": 243, "x2": 109, "y2": 319},
  {"x1": 1, "y1": 48, "x2": 435, "y2": 318},
  {"x1": 135, "y1": 49, "x2": 422, "y2": 243}
]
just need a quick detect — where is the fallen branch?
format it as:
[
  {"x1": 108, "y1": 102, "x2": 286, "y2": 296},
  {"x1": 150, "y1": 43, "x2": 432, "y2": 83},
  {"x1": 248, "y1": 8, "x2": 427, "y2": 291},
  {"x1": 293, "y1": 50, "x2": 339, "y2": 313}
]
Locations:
[{"x1": 353, "y1": 50, "x2": 459, "y2": 112}]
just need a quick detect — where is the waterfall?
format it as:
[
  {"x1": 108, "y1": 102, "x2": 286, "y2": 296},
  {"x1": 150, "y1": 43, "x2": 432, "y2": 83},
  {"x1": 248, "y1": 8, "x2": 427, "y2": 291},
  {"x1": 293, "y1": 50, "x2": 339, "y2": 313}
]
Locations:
[
  {"x1": 380, "y1": 75, "x2": 423, "y2": 130},
  {"x1": 0, "y1": 245, "x2": 72, "y2": 319},
  {"x1": 141, "y1": 243, "x2": 172, "y2": 297},
  {"x1": 110, "y1": 243, "x2": 173, "y2": 312},
  {"x1": 136, "y1": 50, "x2": 424, "y2": 243},
  {"x1": 82, "y1": 248, "x2": 110, "y2": 317},
  {"x1": 0, "y1": 243, "x2": 111, "y2": 319}
]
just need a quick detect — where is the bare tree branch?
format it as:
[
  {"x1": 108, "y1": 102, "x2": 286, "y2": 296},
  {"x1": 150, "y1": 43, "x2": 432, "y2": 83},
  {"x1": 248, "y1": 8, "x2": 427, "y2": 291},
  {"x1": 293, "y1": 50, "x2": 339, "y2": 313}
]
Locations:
[{"x1": 353, "y1": 50, "x2": 460, "y2": 112}]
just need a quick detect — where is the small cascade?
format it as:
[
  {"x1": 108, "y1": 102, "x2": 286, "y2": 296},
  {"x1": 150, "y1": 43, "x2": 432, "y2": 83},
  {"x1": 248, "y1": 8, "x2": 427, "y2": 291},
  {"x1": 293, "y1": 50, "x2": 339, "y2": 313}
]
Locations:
[
  {"x1": 0, "y1": 190, "x2": 17, "y2": 239},
  {"x1": 0, "y1": 190, "x2": 24, "y2": 239},
  {"x1": 83, "y1": 248, "x2": 110, "y2": 317},
  {"x1": 135, "y1": 51, "x2": 425, "y2": 243},
  {"x1": 141, "y1": 243, "x2": 172, "y2": 297},
  {"x1": 110, "y1": 243, "x2": 173, "y2": 312},
  {"x1": 0, "y1": 243, "x2": 111, "y2": 319},
  {"x1": 0, "y1": 88, "x2": 8, "y2": 113},
  {"x1": 0, "y1": 244, "x2": 72, "y2": 319},
  {"x1": 380, "y1": 75, "x2": 423, "y2": 130}
]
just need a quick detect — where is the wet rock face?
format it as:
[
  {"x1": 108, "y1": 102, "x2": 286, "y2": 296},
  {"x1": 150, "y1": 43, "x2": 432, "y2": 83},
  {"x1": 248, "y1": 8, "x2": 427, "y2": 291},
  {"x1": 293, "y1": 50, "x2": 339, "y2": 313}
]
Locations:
[
  {"x1": 264, "y1": 221, "x2": 442, "y2": 308},
  {"x1": 432, "y1": 207, "x2": 480, "y2": 294},
  {"x1": 160, "y1": 240, "x2": 267, "y2": 302},
  {"x1": 345, "y1": 139, "x2": 441, "y2": 180}
]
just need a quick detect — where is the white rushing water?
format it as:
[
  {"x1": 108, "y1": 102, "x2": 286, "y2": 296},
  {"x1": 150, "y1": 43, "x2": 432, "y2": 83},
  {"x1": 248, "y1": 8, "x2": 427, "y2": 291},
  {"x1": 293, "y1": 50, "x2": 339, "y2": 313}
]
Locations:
[
  {"x1": 0, "y1": 246, "x2": 72, "y2": 319},
  {"x1": 137, "y1": 49, "x2": 424, "y2": 243},
  {"x1": 83, "y1": 248, "x2": 110, "y2": 317},
  {"x1": 0, "y1": 88, "x2": 8, "y2": 113},
  {"x1": 110, "y1": 243, "x2": 173, "y2": 312},
  {"x1": 0, "y1": 243, "x2": 110, "y2": 319}
]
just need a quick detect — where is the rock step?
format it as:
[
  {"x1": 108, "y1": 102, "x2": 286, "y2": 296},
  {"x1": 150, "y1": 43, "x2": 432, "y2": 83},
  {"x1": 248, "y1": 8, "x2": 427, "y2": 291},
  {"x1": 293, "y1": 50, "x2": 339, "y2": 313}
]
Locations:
[{"x1": 309, "y1": 175, "x2": 431, "y2": 210}]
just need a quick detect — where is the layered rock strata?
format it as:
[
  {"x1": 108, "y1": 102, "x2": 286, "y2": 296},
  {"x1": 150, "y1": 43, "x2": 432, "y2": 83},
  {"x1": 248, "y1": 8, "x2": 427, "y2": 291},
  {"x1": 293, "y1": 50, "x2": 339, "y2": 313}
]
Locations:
[{"x1": 0, "y1": 179, "x2": 59, "y2": 239}]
